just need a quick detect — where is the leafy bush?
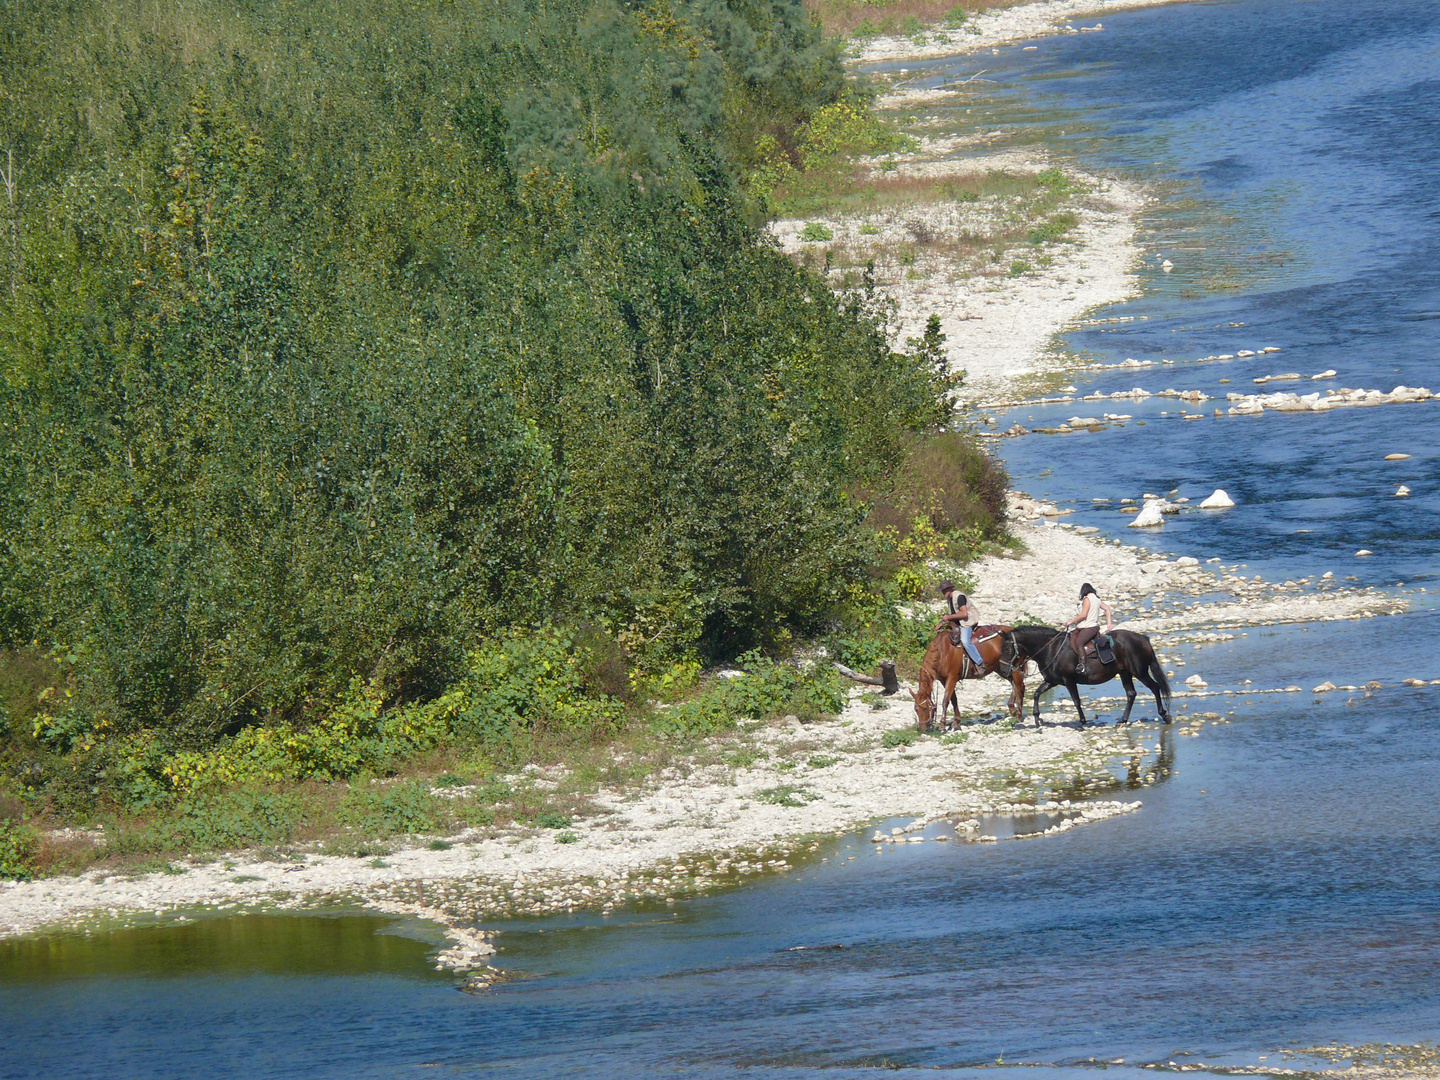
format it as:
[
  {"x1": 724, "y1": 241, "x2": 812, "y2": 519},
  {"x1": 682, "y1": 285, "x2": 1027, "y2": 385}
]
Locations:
[
  {"x1": 533, "y1": 809, "x2": 573, "y2": 829},
  {"x1": 0, "y1": 818, "x2": 37, "y2": 880},
  {"x1": 342, "y1": 781, "x2": 442, "y2": 837},
  {"x1": 945, "y1": 6, "x2": 970, "y2": 27},
  {"x1": 168, "y1": 789, "x2": 307, "y2": 851},
  {"x1": 0, "y1": 0, "x2": 947, "y2": 757},
  {"x1": 800, "y1": 222, "x2": 835, "y2": 242},
  {"x1": 881, "y1": 728, "x2": 920, "y2": 748},
  {"x1": 655, "y1": 652, "x2": 846, "y2": 738}
]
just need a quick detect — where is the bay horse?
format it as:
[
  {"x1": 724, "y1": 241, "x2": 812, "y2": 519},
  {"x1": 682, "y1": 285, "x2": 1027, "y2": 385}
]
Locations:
[
  {"x1": 913, "y1": 627, "x2": 1025, "y2": 731},
  {"x1": 1007, "y1": 624, "x2": 1171, "y2": 727}
]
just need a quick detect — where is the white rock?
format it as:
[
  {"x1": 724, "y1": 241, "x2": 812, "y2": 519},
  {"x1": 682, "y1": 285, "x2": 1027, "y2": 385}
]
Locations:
[
  {"x1": 1396, "y1": 485, "x2": 1411, "y2": 498},
  {"x1": 1127, "y1": 501, "x2": 1165, "y2": 528},
  {"x1": 1384, "y1": 453, "x2": 1411, "y2": 460},
  {"x1": 1161, "y1": 260, "x2": 1174, "y2": 271},
  {"x1": 1184, "y1": 674, "x2": 1207, "y2": 687},
  {"x1": 1175, "y1": 556, "x2": 1199, "y2": 567},
  {"x1": 1313, "y1": 681, "x2": 1336, "y2": 693},
  {"x1": 1355, "y1": 550, "x2": 1373, "y2": 557},
  {"x1": 1199, "y1": 489, "x2": 1235, "y2": 508},
  {"x1": 1312, "y1": 370, "x2": 1336, "y2": 379},
  {"x1": 1321, "y1": 571, "x2": 1333, "y2": 579}
]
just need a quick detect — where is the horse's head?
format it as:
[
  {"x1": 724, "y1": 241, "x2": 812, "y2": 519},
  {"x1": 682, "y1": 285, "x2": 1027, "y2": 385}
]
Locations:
[{"x1": 912, "y1": 686, "x2": 934, "y2": 731}]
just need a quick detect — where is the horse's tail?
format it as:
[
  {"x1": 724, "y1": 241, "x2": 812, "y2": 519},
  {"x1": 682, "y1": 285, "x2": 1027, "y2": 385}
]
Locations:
[{"x1": 1145, "y1": 641, "x2": 1172, "y2": 711}]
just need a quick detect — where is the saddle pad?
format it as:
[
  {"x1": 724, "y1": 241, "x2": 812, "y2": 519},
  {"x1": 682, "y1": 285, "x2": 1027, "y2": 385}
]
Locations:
[{"x1": 973, "y1": 623, "x2": 1010, "y2": 644}]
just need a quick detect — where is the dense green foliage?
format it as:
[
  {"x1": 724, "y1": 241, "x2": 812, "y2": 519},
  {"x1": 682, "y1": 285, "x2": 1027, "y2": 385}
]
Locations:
[{"x1": 0, "y1": 0, "x2": 954, "y2": 760}]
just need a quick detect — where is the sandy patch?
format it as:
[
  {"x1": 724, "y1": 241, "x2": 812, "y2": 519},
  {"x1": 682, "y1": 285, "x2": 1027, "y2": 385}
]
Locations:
[
  {"x1": 770, "y1": 151, "x2": 1147, "y2": 400},
  {"x1": 853, "y1": 0, "x2": 1194, "y2": 66}
]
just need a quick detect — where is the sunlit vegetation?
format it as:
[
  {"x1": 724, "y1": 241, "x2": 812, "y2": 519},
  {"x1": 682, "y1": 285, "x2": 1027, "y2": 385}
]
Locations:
[{"x1": 0, "y1": 0, "x2": 1010, "y2": 873}]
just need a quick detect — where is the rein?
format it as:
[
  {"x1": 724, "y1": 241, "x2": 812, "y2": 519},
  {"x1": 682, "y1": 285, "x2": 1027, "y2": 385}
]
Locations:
[{"x1": 1027, "y1": 629, "x2": 1070, "y2": 676}]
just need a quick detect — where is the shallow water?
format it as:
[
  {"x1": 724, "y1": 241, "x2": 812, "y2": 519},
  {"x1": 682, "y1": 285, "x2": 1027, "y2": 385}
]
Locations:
[
  {"x1": 918, "y1": 0, "x2": 1440, "y2": 586},
  {"x1": 4, "y1": 2, "x2": 1440, "y2": 1076}
]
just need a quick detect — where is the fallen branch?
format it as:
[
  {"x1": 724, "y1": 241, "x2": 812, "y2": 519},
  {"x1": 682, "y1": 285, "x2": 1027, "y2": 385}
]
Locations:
[{"x1": 833, "y1": 660, "x2": 899, "y2": 695}]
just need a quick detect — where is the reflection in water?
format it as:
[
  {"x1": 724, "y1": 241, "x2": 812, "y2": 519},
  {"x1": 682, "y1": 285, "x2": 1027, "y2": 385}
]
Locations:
[{"x1": 0, "y1": 913, "x2": 444, "y2": 984}]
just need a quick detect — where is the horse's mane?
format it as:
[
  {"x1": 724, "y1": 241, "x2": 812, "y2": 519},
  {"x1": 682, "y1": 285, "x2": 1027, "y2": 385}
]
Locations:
[{"x1": 915, "y1": 634, "x2": 942, "y2": 700}]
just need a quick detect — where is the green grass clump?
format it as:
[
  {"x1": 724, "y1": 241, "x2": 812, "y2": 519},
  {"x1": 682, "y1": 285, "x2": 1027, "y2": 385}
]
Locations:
[
  {"x1": 754, "y1": 785, "x2": 816, "y2": 807},
  {"x1": 881, "y1": 728, "x2": 920, "y2": 748},
  {"x1": 533, "y1": 809, "x2": 573, "y2": 830},
  {"x1": 800, "y1": 222, "x2": 835, "y2": 242}
]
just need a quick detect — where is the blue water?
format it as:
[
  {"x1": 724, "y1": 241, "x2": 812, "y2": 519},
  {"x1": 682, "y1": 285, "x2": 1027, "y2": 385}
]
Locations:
[
  {"x1": 929, "y1": 0, "x2": 1440, "y2": 586},
  {"x1": 4, "y1": 2, "x2": 1440, "y2": 1076}
]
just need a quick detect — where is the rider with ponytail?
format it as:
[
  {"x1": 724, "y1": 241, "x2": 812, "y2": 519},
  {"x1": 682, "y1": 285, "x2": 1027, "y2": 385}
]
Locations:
[{"x1": 1063, "y1": 582, "x2": 1114, "y2": 660}]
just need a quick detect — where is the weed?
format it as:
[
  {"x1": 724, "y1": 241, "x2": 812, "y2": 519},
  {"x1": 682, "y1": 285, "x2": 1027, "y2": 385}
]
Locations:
[
  {"x1": 1008, "y1": 260, "x2": 1031, "y2": 277},
  {"x1": 555, "y1": 831, "x2": 579, "y2": 844},
  {"x1": 754, "y1": 785, "x2": 816, "y2": 807},
  {"x1": 807, "y1": 755, "x2": 841, "y2": 768},
  {"x1": 232, "y1": 874, "x2": 263, "y2": 883},
  {"x1": 940, "y1": 732, "x2": 969, "y2": 745},
  {"x1": 944, "y1": 5, "x2": 969, "y2": 26},
  {"x1": 882, "y1": 728, "x2": 920, "y2": 748},
  {"x1": 0, "y1": 818, "x2": 37, "y2": 880},
  {"x1": 859, "y1": 222, "x2": 879, "y2": 235},
  {"x1": 427, "y1": 839, "x2": 453, "y2": 850},
  {"x1": 342, "y1": 781, "x2": 441, "y2": 837},
  {"x1": 432, "y1": 774, "x2": 469, "y2": 788},
  {"x1": 799, "y1": 222, "x2": 834, "y2": 242},
  {"x1": 533, "y1": 809, "x2": 572, "y2": 829},
  {"x1": 368, "y1": 858, "x2": 391, "y2": 869},
  {"x1": 775, "y1": 760, "x2": 797, "y2": 772},
  {"x1": 722, "y1": 747, "x2": 765, "y2": 768}
]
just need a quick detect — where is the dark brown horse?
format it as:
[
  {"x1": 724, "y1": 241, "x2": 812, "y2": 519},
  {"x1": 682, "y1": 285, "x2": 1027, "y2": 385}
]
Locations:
[
  {"x1": 1007, "y1": 624, "x2": 1172, "y2": 726},
  {"x1": 913, "y1": 626, "x2": 1025, "y2": 731}
]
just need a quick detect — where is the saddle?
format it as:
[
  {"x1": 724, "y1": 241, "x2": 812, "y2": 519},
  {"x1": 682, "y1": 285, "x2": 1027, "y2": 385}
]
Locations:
[
  {"x1": 1073, "y1": 631, "x2": 1116, "y2": 666},
  {"x1": 947, "y1": 624, "x2": 1011, "y2": 677}
]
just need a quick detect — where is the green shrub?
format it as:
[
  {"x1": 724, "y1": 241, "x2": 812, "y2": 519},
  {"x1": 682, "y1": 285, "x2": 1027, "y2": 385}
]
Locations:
[
  {"x1": 342, "y1": 781, "x2": 442, "y2": 837},
  {"x1": 533, "y1": 809, "x2": 573, "y2": 829},
  {"x1": 800, "y1": 222, "x2": 835, "y2": 242},
  {"x1": 0, "y1": 819, "x2": 37, "y2": 880},
  {"x1": 944, "y1": 6, "x2": 970, "y2": 27},
  {"x1": 754, "y1": 785, "x2": 815, "y2": 807},
  {"x1": 1009, "y1": 260, "x2": 1032, "y2": 277},
  {"x1": 168, "y1": 789, "x2": 307, "y2": 851},
  {"x1": 881, "y1": 727, "x2": 919, "y2": 748}
]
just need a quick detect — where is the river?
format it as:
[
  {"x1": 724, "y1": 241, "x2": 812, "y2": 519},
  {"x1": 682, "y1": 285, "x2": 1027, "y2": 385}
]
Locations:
[{"x1": 3, "y1": 1, "x2": 1438, "y2": 1076}]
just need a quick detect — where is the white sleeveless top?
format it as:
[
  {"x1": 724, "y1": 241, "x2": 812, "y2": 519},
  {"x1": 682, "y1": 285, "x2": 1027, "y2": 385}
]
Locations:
[{"x1": 1075, "y1": 595, "x2": 1102, "y2": 628}]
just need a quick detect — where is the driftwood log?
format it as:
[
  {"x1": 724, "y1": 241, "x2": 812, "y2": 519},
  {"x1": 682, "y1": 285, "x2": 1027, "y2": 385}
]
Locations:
[{"x1": 832, "y1": 659, "x2": 899, "y2": 695}]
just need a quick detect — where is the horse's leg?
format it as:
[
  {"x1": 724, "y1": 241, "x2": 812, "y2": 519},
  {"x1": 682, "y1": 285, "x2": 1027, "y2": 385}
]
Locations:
[
  {"x1": 1118, "y1": 671, "x2": 1138, "y2": 725},
  {"x1": 1066, "y1": 680, "x2": 1087, "y2": 726},
  {"x1": 1135, "y1": 670, "x2": 1170, "y2": 723},
  {"x1": 941, "y1": 665, "x2": 961, "y2": 730},
  {"x1": 1009, "y1": 668, "x2": 1025, "y2": 720},
  {"x1": 1032, "y1": 680, "x2": 1054, "y2": 726}
]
